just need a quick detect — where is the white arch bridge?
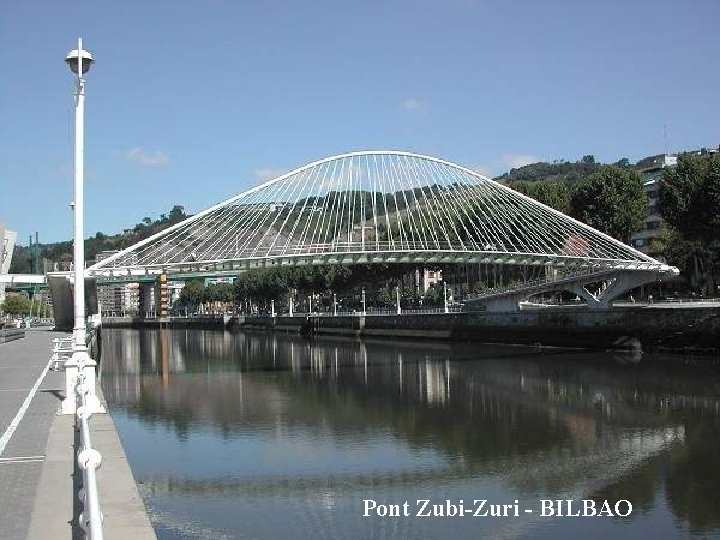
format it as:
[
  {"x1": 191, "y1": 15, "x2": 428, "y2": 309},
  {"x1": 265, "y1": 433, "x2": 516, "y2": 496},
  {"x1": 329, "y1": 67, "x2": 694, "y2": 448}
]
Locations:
[{"x1": 52, "y1": 151, "x2": 676, "y2": 319}]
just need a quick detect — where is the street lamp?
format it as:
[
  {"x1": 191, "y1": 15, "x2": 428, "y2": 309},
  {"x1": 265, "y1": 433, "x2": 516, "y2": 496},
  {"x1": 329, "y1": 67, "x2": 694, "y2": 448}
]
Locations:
[
  {"x1": 61, "y1": 38, "x2": 102, "y2": 415},
  {"x1": 66, "y1": 39, "x2": 93, "y2": 346}
]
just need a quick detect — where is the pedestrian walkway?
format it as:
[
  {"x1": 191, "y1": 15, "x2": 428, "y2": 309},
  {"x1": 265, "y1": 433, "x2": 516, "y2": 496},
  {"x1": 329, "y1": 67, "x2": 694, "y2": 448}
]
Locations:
[
  {"x1": 0, "y1": 329, "x2": 65, "y2": 540},
  {"x1": 0, "y1": 328, "x2": 157, "y2": 540}
]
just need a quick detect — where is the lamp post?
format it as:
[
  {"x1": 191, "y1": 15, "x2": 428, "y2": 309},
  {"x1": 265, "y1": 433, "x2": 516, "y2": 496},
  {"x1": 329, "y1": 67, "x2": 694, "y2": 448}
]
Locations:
[
  {"x1": 67, "y1": 38, "x2": 92, "y2": 347},
  {"x1": 62, "y1": 38, "x2": 103, "y2": 415}
]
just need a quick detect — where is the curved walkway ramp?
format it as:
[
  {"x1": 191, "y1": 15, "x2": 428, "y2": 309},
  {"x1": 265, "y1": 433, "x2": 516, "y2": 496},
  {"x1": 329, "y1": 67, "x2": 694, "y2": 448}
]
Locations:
[{"x1": 464, "y1": 265, "x2": 675, "y2": 312}]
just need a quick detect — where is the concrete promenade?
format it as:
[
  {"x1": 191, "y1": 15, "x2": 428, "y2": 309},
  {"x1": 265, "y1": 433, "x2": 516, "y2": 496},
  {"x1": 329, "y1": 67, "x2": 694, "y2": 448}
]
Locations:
[{"x1": 0, "y1": 329, "x2": 155, "y2": 540}]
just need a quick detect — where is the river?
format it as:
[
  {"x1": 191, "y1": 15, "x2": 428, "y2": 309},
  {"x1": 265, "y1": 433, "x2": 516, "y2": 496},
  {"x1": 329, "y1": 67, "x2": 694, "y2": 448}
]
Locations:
[{"x1": 100, "y1": 328, "x2": 720, "y2": 539}]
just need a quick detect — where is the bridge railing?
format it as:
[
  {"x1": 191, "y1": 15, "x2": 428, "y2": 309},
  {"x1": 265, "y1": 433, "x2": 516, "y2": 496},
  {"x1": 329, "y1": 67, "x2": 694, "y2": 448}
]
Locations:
[{"x1": 74, "y1": 364, "x2": 104, "y2": 539}]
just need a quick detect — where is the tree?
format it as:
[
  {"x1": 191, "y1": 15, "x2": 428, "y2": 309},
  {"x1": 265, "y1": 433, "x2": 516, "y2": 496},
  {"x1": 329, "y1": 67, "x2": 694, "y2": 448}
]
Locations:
[
  {"x1": 511, "y1": 180, "x2": 572, "y2": 214},
  {"x1": 659, "y1": 154, "x2": 720, "y2": 294},
  {"x1": 1, "y1": 293, "x2": 31, "y2": 315},
  {"x1": 8, "y1": 247, "x2": 31, "y2": 274},
  {"x1": 570, "y1": 165, "x2": 647, "y2": 242},
  {"x1": 169, "y1": 205, "x2": 187, "y2": 223},
  {"x1": 659, "y1": 154, "x2": 720, "y2": 245},
  {"x1": 178, "y1": 280, "x2": 205, "y2": 310}
]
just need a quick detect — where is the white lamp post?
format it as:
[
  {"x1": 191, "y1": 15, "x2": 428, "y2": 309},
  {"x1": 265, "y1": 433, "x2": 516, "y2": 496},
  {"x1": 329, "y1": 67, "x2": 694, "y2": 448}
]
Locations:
[
  {"x1": 66, "y1": 38, "x2": 92, "y2": 347},
  {"x1": 62, "y1": 38, "x2": 103, "y2": 415}
]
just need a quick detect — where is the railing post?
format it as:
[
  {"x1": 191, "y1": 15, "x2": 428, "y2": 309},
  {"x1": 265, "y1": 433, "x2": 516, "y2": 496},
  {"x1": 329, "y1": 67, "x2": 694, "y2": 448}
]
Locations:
[{"x1": 61, "y1": 345, "x2": 105, "y2": 415}]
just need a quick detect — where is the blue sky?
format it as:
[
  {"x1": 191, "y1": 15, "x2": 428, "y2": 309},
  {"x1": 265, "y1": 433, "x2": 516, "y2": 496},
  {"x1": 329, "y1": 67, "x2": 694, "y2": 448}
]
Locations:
[{"x1": 1, "y1": 0, "x2": 718, "y2": 244}]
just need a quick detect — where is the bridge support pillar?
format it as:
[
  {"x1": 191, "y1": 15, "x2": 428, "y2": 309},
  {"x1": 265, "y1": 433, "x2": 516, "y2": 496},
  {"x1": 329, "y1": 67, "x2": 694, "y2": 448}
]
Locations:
[
  {"x1": 48, "y1": 274, "x2": 98, "y2": 332},
  {"x1": 156, "y1": 273, "x2": 169, "y2": 318}
]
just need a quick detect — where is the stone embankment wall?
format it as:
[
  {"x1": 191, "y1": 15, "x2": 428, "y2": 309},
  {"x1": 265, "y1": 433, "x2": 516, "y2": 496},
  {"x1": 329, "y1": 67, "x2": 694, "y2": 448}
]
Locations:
[
  {"x1": 234, "y1": 307, "x2": 720, "y2": 353},
  {"x1": 101, "y1": 307, "x2": 720, "y2": 353}
]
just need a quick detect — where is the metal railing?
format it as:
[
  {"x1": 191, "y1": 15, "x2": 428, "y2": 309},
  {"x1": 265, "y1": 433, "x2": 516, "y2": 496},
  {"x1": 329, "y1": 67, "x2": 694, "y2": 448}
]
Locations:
[
  {"x1": 54, "y1": 336, "x2": 104, "y2": 539},
  {"x1": 74, "y1": 363, "x2": 104, "y2": 539},
  {"x1": 245, "y1": 306, "x2": 463, "y2": 317},
  {"x1": 51, "y1": 337, "x2": 74, "y2": 371}
]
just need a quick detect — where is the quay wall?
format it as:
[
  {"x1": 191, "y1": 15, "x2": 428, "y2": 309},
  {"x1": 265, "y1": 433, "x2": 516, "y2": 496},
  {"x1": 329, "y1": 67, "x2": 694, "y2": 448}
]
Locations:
[{"x1": 102, "y1": 307, "x2": 720, "y2": 353}]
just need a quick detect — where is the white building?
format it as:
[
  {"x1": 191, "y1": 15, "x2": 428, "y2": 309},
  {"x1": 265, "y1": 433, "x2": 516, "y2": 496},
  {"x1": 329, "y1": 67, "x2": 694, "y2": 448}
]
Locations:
[
  {"x1": 0, "y1": 222, "x2": 18, "y2": 304},
  {"x1": 630, "y1": 154, "x2": 677, "y2": 256}
]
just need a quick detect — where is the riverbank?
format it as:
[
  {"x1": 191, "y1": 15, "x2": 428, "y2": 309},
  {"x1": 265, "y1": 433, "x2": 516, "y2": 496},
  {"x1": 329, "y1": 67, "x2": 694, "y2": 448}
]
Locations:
[{"x1": 102, "y1": 305, "x2": 720, "y2": 354}]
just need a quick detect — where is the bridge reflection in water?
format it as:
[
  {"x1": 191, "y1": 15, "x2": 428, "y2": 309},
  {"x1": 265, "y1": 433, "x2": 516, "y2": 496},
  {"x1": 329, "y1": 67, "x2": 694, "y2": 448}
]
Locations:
[{"x1": 100, "y1": 329, "x2": 720, "y2": 540}]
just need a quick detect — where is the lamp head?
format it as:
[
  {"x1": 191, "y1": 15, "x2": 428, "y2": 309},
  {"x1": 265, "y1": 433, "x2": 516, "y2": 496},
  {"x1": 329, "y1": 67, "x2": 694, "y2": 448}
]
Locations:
[{"x1": 65, "y1": 48, "x2": 94, "y2": 75}]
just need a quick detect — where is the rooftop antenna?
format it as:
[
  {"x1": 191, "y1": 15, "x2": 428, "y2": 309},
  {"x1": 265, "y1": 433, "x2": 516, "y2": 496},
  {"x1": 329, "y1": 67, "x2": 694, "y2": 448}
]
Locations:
[{"x1": 663, "y1": 124, "x2": 669, "y2": 155}]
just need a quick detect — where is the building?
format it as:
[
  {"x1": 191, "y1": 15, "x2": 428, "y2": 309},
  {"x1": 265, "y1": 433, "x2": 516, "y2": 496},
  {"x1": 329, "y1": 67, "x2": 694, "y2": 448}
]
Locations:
[
  {"x1": 630, "y1": 154, "x2": 677, "y2": 257},
  {"x1": 94, "y1": 251, "x2": 139, "y2": 315},
  {"x1": 0, "y1": 222, "x2": 18, "y2": 304}
]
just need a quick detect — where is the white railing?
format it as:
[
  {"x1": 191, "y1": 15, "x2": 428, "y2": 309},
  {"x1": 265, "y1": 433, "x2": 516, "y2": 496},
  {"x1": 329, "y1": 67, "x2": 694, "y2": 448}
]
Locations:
[
  {"x1": 247, "y1": 306, "x2": 463, "y2": 317},
  {"x1": 74, "y1": 365, "x2": 104, "y2": 540},
  {"x1": 55, "y1": 336, "x2": 104, "y2": 539},
  {"x1": 51, "y1": 337, "x2": 74, "y2": 371}
]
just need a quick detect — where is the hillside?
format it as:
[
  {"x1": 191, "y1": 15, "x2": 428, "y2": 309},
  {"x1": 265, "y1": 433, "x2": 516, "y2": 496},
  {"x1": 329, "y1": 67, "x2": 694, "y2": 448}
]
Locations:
[
  {"x1": 9, "y1": 205, "x2": 189, "y2": 274},
  {"x1": 494, "y1": 155, "x2": 633, "y2": 184}
]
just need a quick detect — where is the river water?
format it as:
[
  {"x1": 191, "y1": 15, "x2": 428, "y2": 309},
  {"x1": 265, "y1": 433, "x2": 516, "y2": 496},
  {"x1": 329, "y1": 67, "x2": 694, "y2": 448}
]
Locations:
[{"x1": 100, "y1": 328, "x2": 720, "y2": 540}]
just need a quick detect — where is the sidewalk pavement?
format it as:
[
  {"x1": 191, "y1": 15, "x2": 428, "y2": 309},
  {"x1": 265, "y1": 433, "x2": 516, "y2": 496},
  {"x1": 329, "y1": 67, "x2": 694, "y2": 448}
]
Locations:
[{"x1": 0, "y1": 329, "x2": 156, "y2": 540}]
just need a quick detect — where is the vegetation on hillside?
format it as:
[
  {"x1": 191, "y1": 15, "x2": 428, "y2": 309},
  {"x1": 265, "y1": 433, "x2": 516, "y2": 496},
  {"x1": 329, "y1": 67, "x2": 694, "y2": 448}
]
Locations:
[{"x1": 9, "y1": 205, "x2": 188, "y2": 274}]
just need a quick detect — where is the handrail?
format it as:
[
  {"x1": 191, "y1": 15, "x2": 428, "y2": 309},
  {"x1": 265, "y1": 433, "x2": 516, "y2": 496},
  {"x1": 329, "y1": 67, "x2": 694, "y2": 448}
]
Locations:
[
  {"x1": 74, "y1": 360, "x2": 104, "y2": 539},
  {"x1": 51, "y1": 337, "x2": 74, "y2": 371}
]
